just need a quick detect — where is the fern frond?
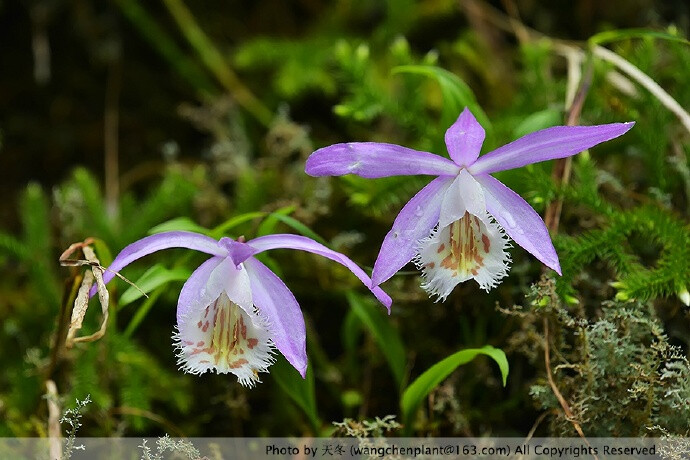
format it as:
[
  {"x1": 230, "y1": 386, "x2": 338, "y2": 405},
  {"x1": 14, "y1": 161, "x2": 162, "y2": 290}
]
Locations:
[
  {"x1": 20, "y1": 183, "x2": 51, "y2": 256},
  {"x1": 557, "y1": 204, "x2": 690, "y2": 303},
  {"x1": 121, "y1": 170, "x2": 196, "y2": 244},
  {"x1": 0, "y1": 232, "x2": 29, "y2": 261},
  {"x1": 71, "y1": 168, "x2": 117, "y2": 245}
]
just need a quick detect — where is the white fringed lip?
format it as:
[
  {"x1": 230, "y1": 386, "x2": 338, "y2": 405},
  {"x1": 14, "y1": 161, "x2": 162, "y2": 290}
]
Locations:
[
  {"x1": 415, "y1": 211, "x2": 511, "y2": 301},
  {"x1": 174, "y1": 291, "x2": 275, "y2": 387}
]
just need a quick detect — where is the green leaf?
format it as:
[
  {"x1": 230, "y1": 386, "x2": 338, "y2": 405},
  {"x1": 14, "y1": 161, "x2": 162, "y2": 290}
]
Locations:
[
  {"x1": 148, "y1": 217, "x2": 211, "y2": 236},
  {"x1": 0, "y1": 232, "x2": 29, "y2": 260},
  {"x1": 211, "y1": 211, "x2": 267, "y2": 239},
  {"x1": 113, "y1": 0, "x2": 217, "y2": 95},
  {"x1": 256, "y1": 206, "x2": 296, "y2": 237},
  {"x1": 268, "y1": 213, "x2": 328, "y2": 246},
  {"x1": 589, "y1": 28, "x2": 690, "y2": 47},
  {"x1": 72, "y1": 168, "x2": 117, "y2": 245},
  {"x1": 513, "y1": 108, "x2": 563, "y2": 139},
  {"x1": 123, "y1": 287, "x2": 165, "y2": 338},
  {"x1": 392, "y1": 65, "x2": 492, "y2": 137},
  {"x1": 271, "y1": 355, "x2": 320, "y2": 432},
  {"x1": 20, "y1": 183, "x2": 51, "y2": 255},
  {"x1": 400, "y1": 345, "x2": 508, "y2": 430},
  {"x1": 342, "y1": 308, "x2": 364, "y2": 361},
  {"x1": 346, "y1": 291, "x2": 406, "y2": 391},
  {"x1": 119, "y1": 264, "x2": 192, "y2": 307},
  {"x1": 90, "y1": 238, "x2": 114, "y2": 267}
]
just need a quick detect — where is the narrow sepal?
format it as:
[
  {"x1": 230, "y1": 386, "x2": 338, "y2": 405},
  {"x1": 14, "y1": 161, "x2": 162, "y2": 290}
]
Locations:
[
  {"x1": 306, "y1": 142, "x2": 460, "y2": 178},
  {"x1": 475, "y1": 174, "x2": 561, "y2": 274},
  {"x1": 247, "y1": 234, "x2": 392, "y2": 310},
  {"x1": 469, "y1": 122, "x2": 635, "y2": 175},
  {"x1": 371, "y1": 176, "x2": 453, "y2": 285},
  {"x1": 90, "y1": 231, "x2": 226, "y2": 297}
]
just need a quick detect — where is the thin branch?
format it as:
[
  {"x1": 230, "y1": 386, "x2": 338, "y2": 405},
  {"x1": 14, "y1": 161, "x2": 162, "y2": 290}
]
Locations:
[
  {"x1": 594, "y1": 45, "x2": 690, "y2": 135},
  {"x1": 499, "y1": 0, "x2": 529, "y2": 45},
  {"x1": 517, "y1": 409, "x2": 555, "y2": 460},
  {"x1": 525, "y1": 409, "x2": 552, "y2": 442},
  {"x1": 110, "y1": 406, "x2": 186, "y2": 437},
  {"x1": 46, "y1": 275, "x2": 82, "y2": 379},
  {"x1": 113, "y1": 0, "x2": 216, "y2": 95},
  {"x1": 543, "y1": 318, "x2": 598, "y2": 459},
  {"x1": 29, "y1": 3, "x2": 51, "y2": 85}
]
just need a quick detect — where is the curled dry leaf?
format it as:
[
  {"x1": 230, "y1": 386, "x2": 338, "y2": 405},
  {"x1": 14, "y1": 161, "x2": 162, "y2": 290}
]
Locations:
[
  {"x1": 60, "y1": 238, "x2": 110, "y2": 346},
  {"x1": 60, "y1": 238, "x2": 148, "y2": 346}
]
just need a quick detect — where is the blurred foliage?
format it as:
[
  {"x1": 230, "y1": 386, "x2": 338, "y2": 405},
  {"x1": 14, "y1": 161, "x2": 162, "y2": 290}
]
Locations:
[
  {"x1": 1, "y1": 0, "x2": 689, "y2": 440},
  {"x1": 507, "y1": 277, "x2": 690, "y2": 436}
]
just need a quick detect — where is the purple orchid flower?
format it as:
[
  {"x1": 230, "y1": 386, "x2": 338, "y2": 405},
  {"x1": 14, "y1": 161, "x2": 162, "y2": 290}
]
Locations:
[
  {"x1": 306, "y1": 108, "x2": 634, "y2": 300},
  {"x1": 92, "y1": 231, "x2": 391, "y2": 386}
]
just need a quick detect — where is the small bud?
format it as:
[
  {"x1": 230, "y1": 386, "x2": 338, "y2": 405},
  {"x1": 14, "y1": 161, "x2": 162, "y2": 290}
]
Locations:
[
  {"x1": 565, "y1": 295, "x2": 580, "y2": 305},
  {"x1": 390, "y1": 36, "x2": 410, "y2": 57},
  {"x1": 678, "y1": 288, "x2": 690, "y2": 307},
  {"x1": 423, "y1": 49, "x2": 439, "y2": 65},
  {"x1": 615, "y1": 291, "x2": 630, "y2": 301},
  {"x1": 356, "y1": 43, "x2": 369, "y2": 61}
]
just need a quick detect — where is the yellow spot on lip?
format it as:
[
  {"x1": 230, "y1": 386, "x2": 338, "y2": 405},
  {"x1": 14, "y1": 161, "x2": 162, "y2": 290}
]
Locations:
[
  {"x1": 188, "y1": 296, "x2": 262, "y2": 371},
  {"x1": 438, "y1": 213, "x2": 486, "y2": 276},
  {"x1": 415, "y1": 210, "x2": 511, "y2": 298},
  {"x1": 176, "y1": 289, "x2": 275, "y2": 385}
]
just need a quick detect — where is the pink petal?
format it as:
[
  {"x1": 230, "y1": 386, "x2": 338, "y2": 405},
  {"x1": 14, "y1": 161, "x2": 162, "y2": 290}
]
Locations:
[
  {"x1": 246, "y1": 234, "x2": 392, "y2": 310},
  {"x1": 90, "y1": 231, "x2": 226, "y2": 297},
  {"x1": 468, "y1": 122, "x2": 635, "y2": 175},
  {"x1": 475, "y1": 174, "x2": 561, "y2": 274},
  {"x1": 244, "y1": 257, "x2": 307, "y2": 377},
  {"x1": 445, "y1": 108, "x2": 486, "y2": 167},
  {"x1": 176, "y1": 256, "x2": 225, "y2": 324},
  {"x1": 371, "y1": 176, "x2": 454, "y2": 286},
  {"x1": 306, "y1": 142, "x2": 460, "y2": 178}
]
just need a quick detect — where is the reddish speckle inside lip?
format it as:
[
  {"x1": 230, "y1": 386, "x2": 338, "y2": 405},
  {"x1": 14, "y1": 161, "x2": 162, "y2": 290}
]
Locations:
[
  {"x1": 415, "y1": 211, "x2": 511, "y2": 299},
  {"x1": 175, "y1": 292, "x2": 274, "y2": 386}
]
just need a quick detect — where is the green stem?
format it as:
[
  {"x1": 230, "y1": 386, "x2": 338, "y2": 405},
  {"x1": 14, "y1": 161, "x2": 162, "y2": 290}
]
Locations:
[
  {"x1": 161, "y1": 0, "x2": 273, "y2": 126},
  {"x1": 113, "y1": 0, "x2": 216, "y2": 96},
  {"x1": 123, "y1": 287, "x2": 164, "y2": 338}
]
